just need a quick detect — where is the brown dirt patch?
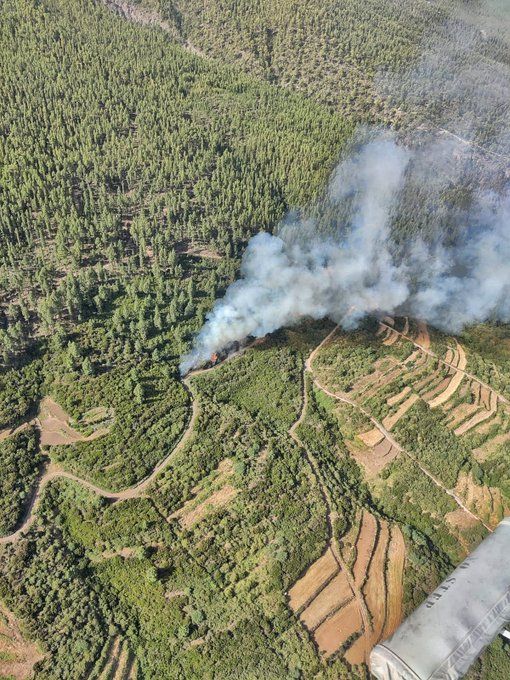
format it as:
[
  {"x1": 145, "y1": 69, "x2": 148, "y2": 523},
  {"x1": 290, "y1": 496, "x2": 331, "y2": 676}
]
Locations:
[
  {"x1": 345, "y1": 522, "x2": 406, "y2": 666},
  {"x1": 314, "y1": 599, "x2": 363, "y2": 658},
  {"x1": 99, "y1": 636, "x2": 120, "y2": 680},
  {"x1": 471, "y1": 381, "x2": 482, "y2": 405},
  {"x1": 344, "y1": 635, "x2": 366, "y2": 666},
  {"x1": 114, "y1": 641, "x2": 130, "y2": 680},
  {"x1": 412, "y1": 368, "x2": 441, "y2": 394},
  {"x1": 422, "y1": 377, "x2": 451, "y2": 402},
  {"x1": 38, "y1": 397, "x2": 109, "y2": 446},
  {"x1": 403, "y1": 349, "x2": 422, "y2": 365},
  {"x1": 428, "y1": 343, "x2": 466, "y2": 408},
  {"x1": 300, "y1": 572, "x2": 353, "y2": 630},
  {"x1": 454, "y1": 391, "x2": 498, "y2": 436},
  {"x1": 353, "y1": 511, "x2": 378, "y2": 587},
  {"x1": 169, "y1": 458, "x2": 237, "y2": 529},
  {"x1": 415, "y1": 321, "x2": 430, "y2": 350},
  {"x1": 0, "y1": 602, "x2": 43, "y2": 679},
  {"x1": 288, "y1": 548, "x2": 338, "y2": 612},
  {"x1": 350, "y1": 439, "x2": 398, "y2": 479},
  {"x1": 359, "y1": 428, "x2": 384, "y2": 447},
  {"x1": 360, "y1": 366, "x2": 403, "y2": 401},
  {"x1": 473, "y1": 430, "x2": 510, "y2": 462},
  {"x1": 381, "y1": 526, "x2": 406, "y2": 640},
  {"x1": 446, "y1": 402, "x2": 481, "y2": 429},
  {"x1": 382, "y1": 394, "x2": 419, "y2": 431},
  {"x1": 165, "y1": 589, "x2": 186, "y2": 600},
  {"x1": 363, "y1": 521, "x2": 390, "y2": 646},
  {"x1": 387, "y1": 386, "x2": 411, "y2": 407},
  {"x1": 175, "y1": 240, "x2": 221, "y2": 260},
  {"x1": 445, "y1": 508, "x2": 479, "y2": 532},
  {"x1": 455, "y1": 471, "x2": 507, "y2": 528},
  {"x1": 480, "y1": 386, "x2": 492, "y2": 409},
  {"x1": 0, "y1": 428, "x2": 12, "y2": 442},
  {"x1": 383, "y1": 330, "x2": 399, "y2": 346},
  {"x1": 0, "y1": 422, "x2": 31, "y2": 443},
  {"x1": 372, "y1": 438, "x2": 392, "y2": 458},
  {"x1": 98, "y1": 547, "x2": 137, "y2": 561}
]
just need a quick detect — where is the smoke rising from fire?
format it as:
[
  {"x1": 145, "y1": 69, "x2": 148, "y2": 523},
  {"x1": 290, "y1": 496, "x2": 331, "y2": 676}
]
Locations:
[
  {"x1": 180, "y1": 133, "x2": 510, "y2": 374},
  {"x1": 180, "y1": 1, "x2": 510, "y2": 375}
]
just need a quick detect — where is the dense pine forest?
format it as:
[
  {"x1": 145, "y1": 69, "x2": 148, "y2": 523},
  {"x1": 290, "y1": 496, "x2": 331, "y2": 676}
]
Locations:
[{"x1": 0, "y1": 0, "x2": 509, "y2": 678}]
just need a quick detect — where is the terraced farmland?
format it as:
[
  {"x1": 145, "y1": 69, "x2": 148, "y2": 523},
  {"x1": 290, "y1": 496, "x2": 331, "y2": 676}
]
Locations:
[{"x1": 288, "y1": 509, "x2": 405, "y2": 663}]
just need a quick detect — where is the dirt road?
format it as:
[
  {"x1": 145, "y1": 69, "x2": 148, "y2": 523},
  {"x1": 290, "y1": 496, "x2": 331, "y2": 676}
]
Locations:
[{"x1": 0, "y1": 379, "x2": 199, "y2": 544}]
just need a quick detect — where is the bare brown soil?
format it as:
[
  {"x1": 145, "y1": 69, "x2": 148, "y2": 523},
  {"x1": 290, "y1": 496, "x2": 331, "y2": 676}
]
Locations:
[
  {"x1": 0, "y1": 602, "x2": 43, "y2": 679},
  {"x1": 382, "y1": 394, "x2": 419, "y2": 431},
  {"x1": 99, "y1": 636, "x2": 121, "y2": 680},
  {"x1": 412, "y1": 366, "x2": 443, "y2": 394},
  {"x1": 359, "y1": 428, "x2": 384, "y2": 447},
  {"x1": 96, "y1": 547, "x2": 137, "y2": 562},
  {"x1": 353, "y1": 511, "x2": 378, "y2": 587},
  {"x1": 447, "y1": 402, "x2": 481, "y2": 429},
  {"x1": 414, "y1": 321, "x2": 430, "y2": 350},
  {"x1": 349, "y1": 438, "x2": 398, "y2": 479},
  {"x1": 38, "y1": 397, "x2": 110, "y2": 446},
  {"x1": 479, "y1": 385, "x2": 491, "y2": 408},
  {"x1": 381, "y1": 526, "x2": 405, "y2": 640},
  {"x1": 428, "y1": 343, "x2": 467, "y2": 407},
  {"x1": 0, "y1": 428, "x2": 12, "y2": 442},
  {"x1": 168, "y1": 457, "x2": 237, "y2": 528},
  {"x1": 175, "y1": 242, "x2": 221, "y2": 260},
  {"x1": 445, "y1": 508, "x2": 480, "y2": 532},
  {"x1": 403, "y1": 349, "x2": 422, "y2": 365},
  {"x1": 344, "y1": 521, "x2": 406, "y2": 666},
  {"x1": 422, "y1": 377, "x2": 452, "y2": 402},
  {"x1": 383, "y1": 329, "x2": 399, "y2": 346},
  {"x1": 0, "y1": 375, "x2": 202, "y2": 543},
  {"x1": 363, "y1": 522, "x2": 390, "y2": 643},
  {"x1": 114, "y1": 641, "x2": 130, "y2": 680},
  {"x1": 387, "y1": 386, "x2": 411, "y2": 407},
  {"x1": 0, "y1": 422, "x2": 30, "y2": 443},
  {"x1": 455, "y1": 471, "x2": 507, "y2": 528},
  {"x1": 300, "y1": 572, "x2": 353, "y2": 630},
  {"x1": 314, "y1": 599, "x2": 362, "y2": 657},
  {"x1": 473, "y1": 430, "x2": 510, "y2": 462},
  {"x1": 358, "y1": 365, "x2": 403, "y2": 401},
  {"x1": 454, "y1": 391, "x2": 498, "y2": 436},
  {"x1": 288, "y1": 548, "x2": 338, "y2": 612}
]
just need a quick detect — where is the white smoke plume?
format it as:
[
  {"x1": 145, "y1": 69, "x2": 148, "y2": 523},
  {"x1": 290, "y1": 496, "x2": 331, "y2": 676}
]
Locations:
[
  {"x1": 180, "y1": 1, "x2": 510, "y2": 375},
  {"x1": 180, "y1": 134, "x2": 510, "y2": 374}
]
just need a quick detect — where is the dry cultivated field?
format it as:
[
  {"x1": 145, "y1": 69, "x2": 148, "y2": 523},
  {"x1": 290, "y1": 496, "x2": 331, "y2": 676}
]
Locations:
[
  {"x1": 286, "y1": 315, "x2": 510, "y2": 667},
  {"x1": 315, "y1": 317, "x2": 510, "y2": 530},
  {"x1": 288, "y1": 510, "x2": 405, "y2": 663}
]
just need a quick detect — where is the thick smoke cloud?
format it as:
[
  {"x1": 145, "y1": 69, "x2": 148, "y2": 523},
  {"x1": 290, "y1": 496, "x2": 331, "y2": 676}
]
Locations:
[
  {"x1": 179, "y1": 1, "x2": 510, "y2": 374},
  {"x1": 180, "y1": 134, "x2": 510, "y2": 374}
]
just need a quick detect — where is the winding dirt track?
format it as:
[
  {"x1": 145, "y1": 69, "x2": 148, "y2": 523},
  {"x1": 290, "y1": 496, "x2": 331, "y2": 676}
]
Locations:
[
  {"x1": 312, "y1": 326, "x2": 492, "y2": 532},
  {"x1": 290, "y1": 327, "x2": 373, "y2": 659},
  {"x1": 0, "y1": 324, "x2": 494, "y2": 545},
  {"x1": 0, "y1": 378, "x2": 200, "y2": 544}
]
